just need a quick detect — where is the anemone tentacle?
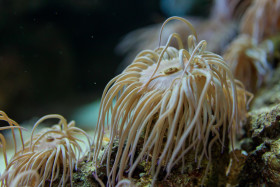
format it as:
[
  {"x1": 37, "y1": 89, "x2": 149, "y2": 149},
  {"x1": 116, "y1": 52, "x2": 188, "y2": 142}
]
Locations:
[{"x1": 93, "y1": 17, "x2": 250, "y2": 186}]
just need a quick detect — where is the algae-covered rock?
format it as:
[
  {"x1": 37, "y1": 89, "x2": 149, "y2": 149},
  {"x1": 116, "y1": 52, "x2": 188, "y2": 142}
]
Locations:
[
  {"x1": 51, "y1": 159, "x2": 100, "y2": 187},
  {"x1": 238, "y1": 103, "x2": 280, "y2": 186},
  {"x1": 247, "y1": 104, "x2": 280, "y2": 144},
  {"x1": 262, "y1": 139, "x2": 280, "y2": 185},
  {"x1": 236, "y1": 64, "x2": 280, "y2": 186},
  {"x1": 86, "y1": 137, "x2": 230, "y2": 187},
  {"x1": 72, "y1": 160, "x2": 99, "y2": 187}
]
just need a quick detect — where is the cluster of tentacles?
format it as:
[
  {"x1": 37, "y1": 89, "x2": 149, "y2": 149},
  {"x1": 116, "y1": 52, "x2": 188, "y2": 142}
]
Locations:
[
  {"x1": 0, "y1": 111, "x2": 90, "y2": 187},
  {"x1": 223, "y1": 34, "x2": 272, "y2": 92},
  {"x1": 93, "y1": 17, "x2": 252, "y2": 186},
  {"x1": 240, "y1": 0, "x2": 280, "y2": 43}
]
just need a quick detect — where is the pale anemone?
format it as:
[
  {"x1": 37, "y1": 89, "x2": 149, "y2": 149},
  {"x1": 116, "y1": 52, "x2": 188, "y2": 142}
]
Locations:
[
  {"x1": 93, "y1": 17, "x2": 250, "y2": 186},
  {"x1": 2, "y1": 114, "x2": 91, "y2": 187},
  {"x1": 0, "y1": 111, "x2": 25, "y2": 154},
  {"x1": 240, "y1": 0, "x2": 280, "y2": 43},
  {"x1": 0, "y1": 126, "x2": 25, "y2": 174},
  {"x1": 223, "y1": 34, "x2": 272, "y2": 92}
]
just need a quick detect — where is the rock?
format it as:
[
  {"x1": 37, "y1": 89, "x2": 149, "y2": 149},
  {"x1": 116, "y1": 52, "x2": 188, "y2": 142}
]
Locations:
[{"x1": 236, "y1": 64, "x2": 280, "y2": 186}]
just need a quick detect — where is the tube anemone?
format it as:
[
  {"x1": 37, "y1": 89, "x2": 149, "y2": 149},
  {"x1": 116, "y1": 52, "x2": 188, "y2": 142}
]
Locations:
[
  {"x1": 93, "y1": 17, "x2": 251, "y2": 186},
  {"x1": 1, "y1": 114, "x2": 91, "y2": 187},
  {"x1": 240, "y1": 0, "x2": 280, "y2": 43},
  {"x1": 0, "y1": 111, "x2": 26, "y2": 187},
  {"x1": 223, "y1": 34, "x2": 271, "y2": 92},
  {"x1": 0, "y1": 111, "x2": 25, "y2": 153}
]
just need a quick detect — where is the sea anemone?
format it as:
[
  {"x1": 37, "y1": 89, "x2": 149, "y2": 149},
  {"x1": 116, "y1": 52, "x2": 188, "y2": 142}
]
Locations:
[
  {"x1": 2, "y1": 114, "x2": 91, "y2": 187},
  {"x1": 240, "y1": 0, "x2": 280, "y2": 43},
  {"x1": 210, "y1": 0, "x2": 252, "y2": 21},
  {"x1": 223, "y1": 34, "x2": 272, "y2": 92},
  {"x1": 0, "y1": 126, "x2": 25, "y2": 172},
  {"x1": 93, "y1": 17, "x2": 251, "y2": 186},
  {"x1": 0, "y1": 111, "x2": 26, "y2": 187},
  {"x1": 0, "y1": 111, "x2": 25, "y2": 154}
]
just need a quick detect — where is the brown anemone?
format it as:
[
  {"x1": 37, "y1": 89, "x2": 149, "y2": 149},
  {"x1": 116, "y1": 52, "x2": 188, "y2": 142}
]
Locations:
[
  {"x1": 2, "y1": 114, "x2": 91, "y2": 187},
  {"x1": 93, "y1": 17, "x2": 251, "y2": 186},
  {"x1": 0, "y1": 111, "x2": 26, "y2": 187},
  {"x1": 0, "y1": 111, "x2": 25, "y2": 154},
  {"x1": 0, "y1": 126, "x2": 25, "y2": 173},
  {"x1": 240, "y1": 0, "x2": 280, "y2": 43},
  {"x1": 223, "y1": 34, "x2": 272, "y2": 92}
]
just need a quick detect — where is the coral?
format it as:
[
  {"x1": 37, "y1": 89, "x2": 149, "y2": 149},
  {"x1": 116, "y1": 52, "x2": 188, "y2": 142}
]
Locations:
[{"x1": 93, "y1": 17, "x2": 250, "y2": 186}]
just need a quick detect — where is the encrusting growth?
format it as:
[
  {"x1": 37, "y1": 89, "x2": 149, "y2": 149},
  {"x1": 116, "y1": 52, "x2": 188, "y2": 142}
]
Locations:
[
  {"x1": 0, "y1": 112, "x2": 91, "y2": 187},
  {"x1": 93, "y1": 17, "x2": 251, "y2": 186}
]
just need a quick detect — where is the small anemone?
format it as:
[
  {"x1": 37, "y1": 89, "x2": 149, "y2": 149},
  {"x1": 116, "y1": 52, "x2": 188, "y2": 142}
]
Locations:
[
  {"x1": 223, "y1": 34, "x2": 272, "y2": 92},
  {"x1": 240, "y1": 0, "x2": 280, "y2": 43},
  {"x1": 0, "y1": 111, "x2": 25, "y2": 153},
  {"x1": 2, "y1": 114, "x2": 91, "y2": 187},
  {"x1": 93, "y1": 17, "x2": 251, "y2": 186},
  {"x1": 0, "y1": 126, "x2": 25, "y2": 173},
  {"x1": 0, "y1": 111, "x2": 26, "y2": 187}
]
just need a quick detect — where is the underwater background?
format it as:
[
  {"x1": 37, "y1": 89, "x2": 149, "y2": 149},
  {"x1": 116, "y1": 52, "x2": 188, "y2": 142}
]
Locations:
[{"x1": 1, "y1": 0, "x2": 280, "y2": 186}]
